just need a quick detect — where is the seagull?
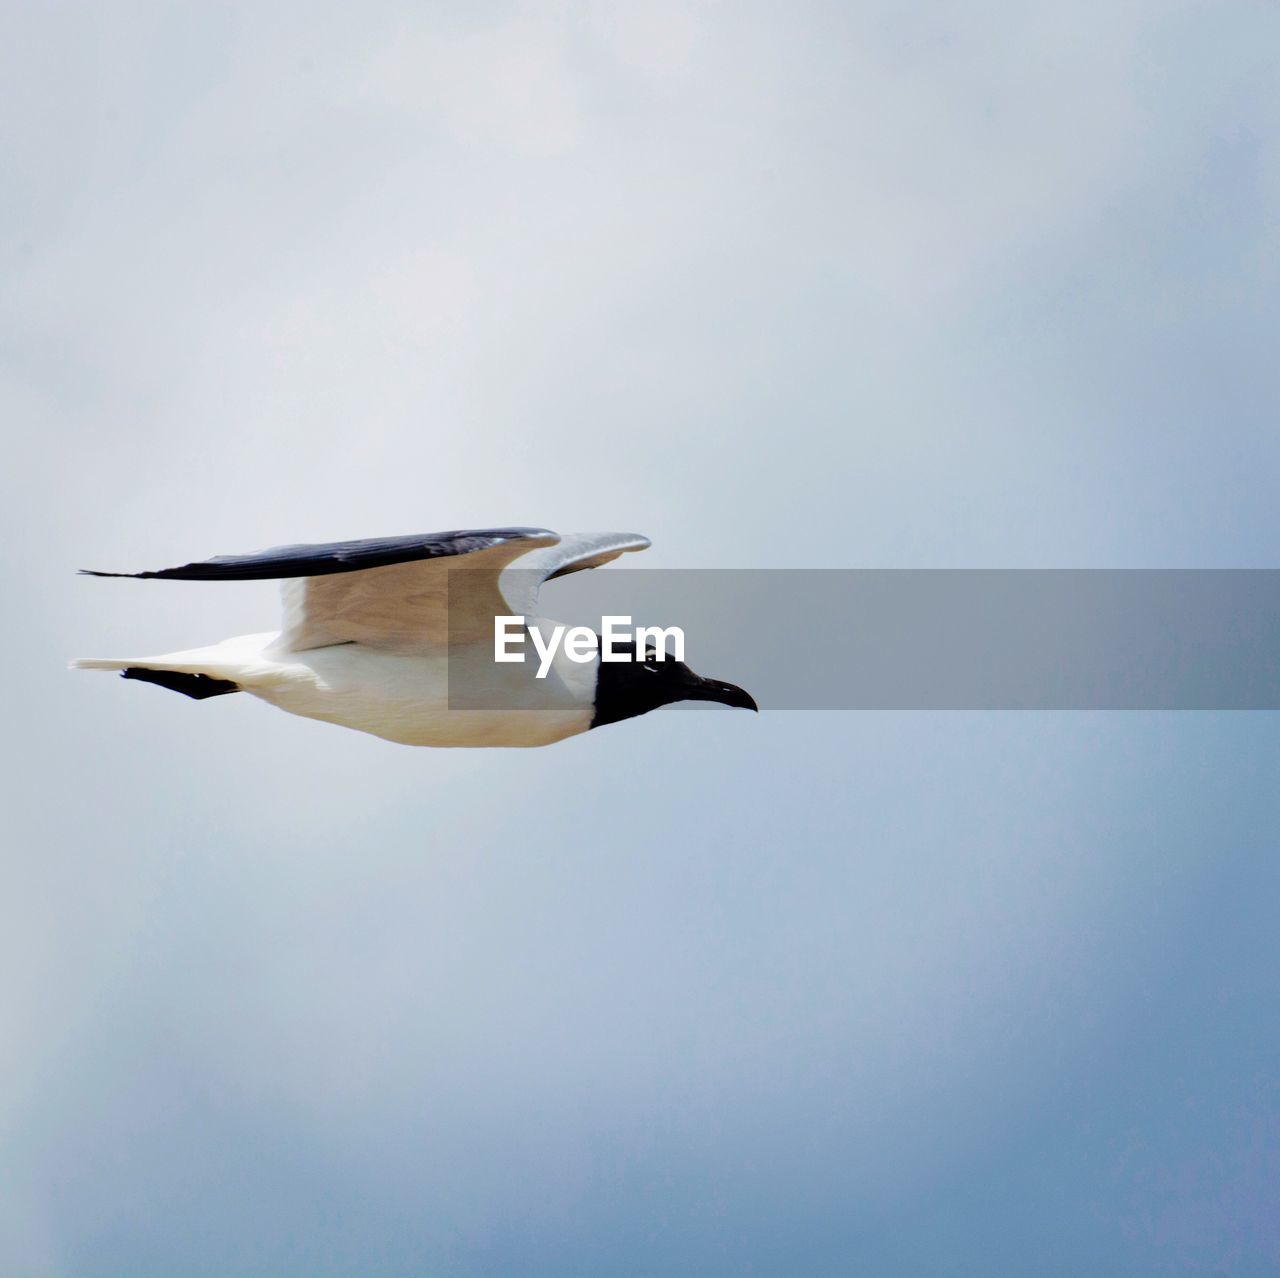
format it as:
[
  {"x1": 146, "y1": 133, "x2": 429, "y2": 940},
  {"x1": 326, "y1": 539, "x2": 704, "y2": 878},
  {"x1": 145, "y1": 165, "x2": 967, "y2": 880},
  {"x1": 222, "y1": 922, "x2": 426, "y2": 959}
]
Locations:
[{"x1": 72, "y1": 527, "x2": 757, "y2": 747}]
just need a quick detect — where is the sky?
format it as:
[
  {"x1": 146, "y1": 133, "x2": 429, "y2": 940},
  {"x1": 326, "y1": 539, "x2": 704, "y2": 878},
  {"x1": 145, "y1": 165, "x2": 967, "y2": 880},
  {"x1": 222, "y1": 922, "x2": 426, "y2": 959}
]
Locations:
[{"x1": 2, "y1": 2, "x2": 1279, "y2": 1274}]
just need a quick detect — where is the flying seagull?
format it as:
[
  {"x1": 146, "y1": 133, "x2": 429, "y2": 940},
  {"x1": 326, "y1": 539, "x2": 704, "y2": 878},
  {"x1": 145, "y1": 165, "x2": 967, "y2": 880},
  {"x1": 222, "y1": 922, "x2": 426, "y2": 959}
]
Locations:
[{"x1": 72, "y1": 527, "x2": 757, "y2": 747}]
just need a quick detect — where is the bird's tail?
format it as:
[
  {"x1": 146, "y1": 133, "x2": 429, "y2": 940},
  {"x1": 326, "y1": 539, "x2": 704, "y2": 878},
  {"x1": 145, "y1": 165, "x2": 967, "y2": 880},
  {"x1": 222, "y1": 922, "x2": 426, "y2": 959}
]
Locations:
[
  {"x1": 70, "y1": 652, "x2": 244, "y2": 700},
  {"x1": 70, "y1": 657, "x2": 133, "y2": 672}
]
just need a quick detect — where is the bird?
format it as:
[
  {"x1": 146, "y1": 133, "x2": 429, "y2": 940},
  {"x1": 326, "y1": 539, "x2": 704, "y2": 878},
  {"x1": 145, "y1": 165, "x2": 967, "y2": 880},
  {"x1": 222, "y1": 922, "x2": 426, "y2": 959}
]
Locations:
[{"x1": 72, "y1": 527, "x2": 757, "y2": 747}]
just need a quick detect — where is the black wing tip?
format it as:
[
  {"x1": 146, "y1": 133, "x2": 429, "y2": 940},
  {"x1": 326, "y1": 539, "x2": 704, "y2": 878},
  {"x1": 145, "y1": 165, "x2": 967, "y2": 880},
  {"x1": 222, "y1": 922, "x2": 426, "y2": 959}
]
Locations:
[
  {"x1": 76, "y1": 528, "x2": 558, "y2": 583},
  {"x1": 121, "y1": 668, "x2": 241, "y2": 699}
]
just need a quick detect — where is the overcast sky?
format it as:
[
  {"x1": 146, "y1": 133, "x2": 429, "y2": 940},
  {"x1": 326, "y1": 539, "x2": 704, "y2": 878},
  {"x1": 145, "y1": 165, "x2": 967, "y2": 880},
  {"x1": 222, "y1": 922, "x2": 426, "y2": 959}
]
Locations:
[{"x1": 3, "y1": 3, "x2": 1279, "y2": 1275}]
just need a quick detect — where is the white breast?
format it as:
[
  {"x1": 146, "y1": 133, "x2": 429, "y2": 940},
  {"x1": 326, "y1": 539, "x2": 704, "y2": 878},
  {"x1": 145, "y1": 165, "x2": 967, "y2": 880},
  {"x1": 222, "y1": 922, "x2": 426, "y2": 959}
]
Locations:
[{"x1": 245, "y1": 628, "x2": 599, "y2": 748}]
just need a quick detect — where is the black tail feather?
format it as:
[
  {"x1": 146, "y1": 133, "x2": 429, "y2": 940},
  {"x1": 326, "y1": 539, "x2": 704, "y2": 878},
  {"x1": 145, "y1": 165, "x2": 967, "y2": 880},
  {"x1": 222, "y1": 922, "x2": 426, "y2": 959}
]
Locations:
[{"x1": 121, "y1": 668, "x2": 241, "y2": 700}]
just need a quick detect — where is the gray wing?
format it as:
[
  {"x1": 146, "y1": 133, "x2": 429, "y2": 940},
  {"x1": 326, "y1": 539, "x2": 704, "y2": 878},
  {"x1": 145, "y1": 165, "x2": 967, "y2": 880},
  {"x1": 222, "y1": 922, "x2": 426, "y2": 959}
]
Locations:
[
  {"x1": 80, "y1": 528, "x2": 553, "y2": 580},
  {"x1": 81, "y1": 527, "x2": 651, "y2": 653},
  {"x1": 283, "y1": 530, "x2": 650, "y2": 650},
  {"x1": 497, "y1": 532, "x2": 652, "y2": 619}
]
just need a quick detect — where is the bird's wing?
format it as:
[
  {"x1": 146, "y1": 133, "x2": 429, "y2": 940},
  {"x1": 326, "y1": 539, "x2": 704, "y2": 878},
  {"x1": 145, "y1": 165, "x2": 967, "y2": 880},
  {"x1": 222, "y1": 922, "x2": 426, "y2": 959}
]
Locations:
[
  {"x1": 81, "y1": 528, "x2": 652, "y2": 651},
  {"x1": 496, "y1": 532, "x2": 652, "y2": 619},
  {"x1": 82, "y1": 528, "x2": 561, "y2": 651}
]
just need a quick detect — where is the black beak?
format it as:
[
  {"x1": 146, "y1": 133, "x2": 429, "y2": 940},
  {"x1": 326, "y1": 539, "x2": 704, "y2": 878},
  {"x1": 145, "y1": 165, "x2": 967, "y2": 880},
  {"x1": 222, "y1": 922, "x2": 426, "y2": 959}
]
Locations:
[{"x1": 685, "y1": 676, "x2": 759, "y2": 712}]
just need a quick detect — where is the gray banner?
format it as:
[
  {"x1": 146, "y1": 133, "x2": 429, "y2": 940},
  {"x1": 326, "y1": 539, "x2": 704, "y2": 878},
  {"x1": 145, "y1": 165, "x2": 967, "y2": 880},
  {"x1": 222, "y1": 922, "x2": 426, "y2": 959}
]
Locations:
[{"x1": 448, "y1": 570, "x2": 1280, "y2": 709}]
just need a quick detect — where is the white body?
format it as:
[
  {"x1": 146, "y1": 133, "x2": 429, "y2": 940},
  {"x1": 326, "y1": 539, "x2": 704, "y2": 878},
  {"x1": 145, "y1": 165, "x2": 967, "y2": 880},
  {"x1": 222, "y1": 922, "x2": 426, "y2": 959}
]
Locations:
[{"x1": 76, "y1": 624, "x2": 600, "y2": 747}]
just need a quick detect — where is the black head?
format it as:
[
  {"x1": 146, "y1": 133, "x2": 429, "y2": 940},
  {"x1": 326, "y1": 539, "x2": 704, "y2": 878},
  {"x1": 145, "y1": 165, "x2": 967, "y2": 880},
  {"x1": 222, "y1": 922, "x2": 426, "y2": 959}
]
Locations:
[{"x1": 589, "y1": 641, "x2": 758, "y2": 729}]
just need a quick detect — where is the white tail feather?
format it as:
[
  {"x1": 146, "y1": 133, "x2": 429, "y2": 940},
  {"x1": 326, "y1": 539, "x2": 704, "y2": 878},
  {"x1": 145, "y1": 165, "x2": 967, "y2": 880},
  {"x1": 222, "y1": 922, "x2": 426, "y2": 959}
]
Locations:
[{"x1": 71, "y1": 635, "x2": 276, "y2": 682}]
